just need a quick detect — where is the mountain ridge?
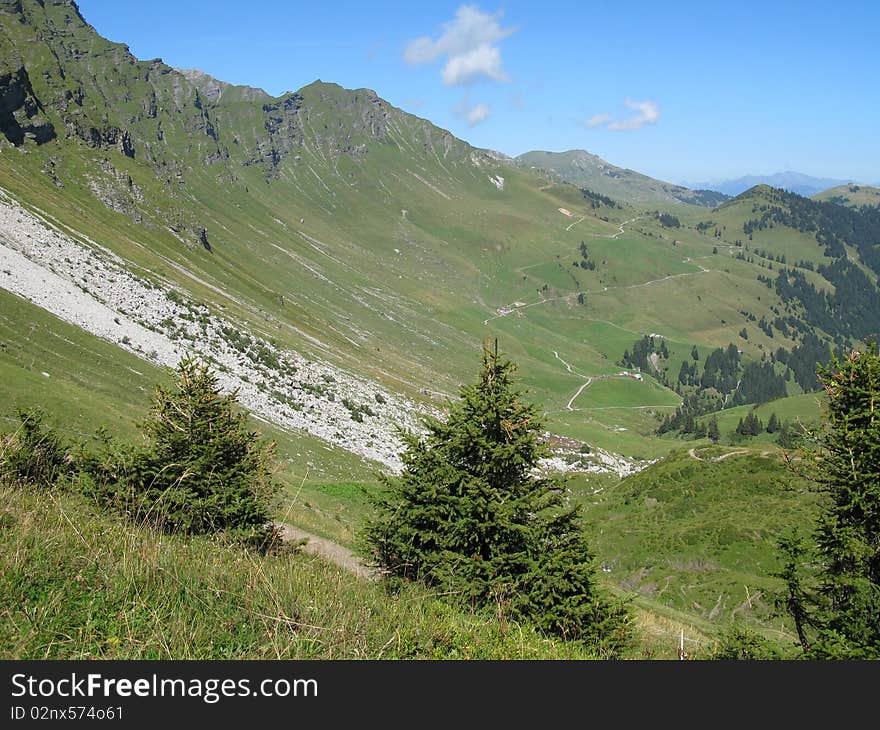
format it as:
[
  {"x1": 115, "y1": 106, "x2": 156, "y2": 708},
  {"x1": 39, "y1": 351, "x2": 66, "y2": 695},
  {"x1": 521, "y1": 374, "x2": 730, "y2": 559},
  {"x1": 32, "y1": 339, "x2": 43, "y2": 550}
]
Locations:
[
  {"x1": 515, "y1": 149, "x2": 728, "y2": 207},
  {"x1": 2, "y1": 0, "x2": 878, "y2": 472},
  {"x1": 685, "y1": 171, "x2": 863, "y2": 197}
]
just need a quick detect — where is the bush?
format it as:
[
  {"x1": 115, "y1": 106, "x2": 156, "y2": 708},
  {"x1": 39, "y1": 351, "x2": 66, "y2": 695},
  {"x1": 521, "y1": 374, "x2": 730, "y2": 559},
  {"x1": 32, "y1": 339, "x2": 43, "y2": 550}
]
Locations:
[
  {"x1": 81, "y1": 358, "x2": 282, "y2": 548},
  {"x1": 710, "y1": 623, "x2": 785, "y2": 660},
  {"x1": 0, "y1": 408, "x2": 70, "y2": 487}
]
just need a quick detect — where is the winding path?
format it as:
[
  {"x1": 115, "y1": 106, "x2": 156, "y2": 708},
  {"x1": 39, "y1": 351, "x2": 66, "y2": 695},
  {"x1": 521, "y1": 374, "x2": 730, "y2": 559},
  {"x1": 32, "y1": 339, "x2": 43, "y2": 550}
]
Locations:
[
  {"x1": 687, "y1": 447, "x2": 749, "y2": 462},
  {"x1": 686, "y1": 447, "x2": 776, "y2": 462},
  {"x1": 586, "y1": 215, "x2": 643, "y2": 239},
  {"x1": 565, "y1": 215, "x2": 586, "y2": 232},
  {"x1": 566, "y1": 378, "x2": 595, "y2": 410},
  {"x1": 275, "y1": 522, "x2": 376, "y2": 580},
  {"x1": 482, "y1": 215, "x2": 715, "y2": 326}
]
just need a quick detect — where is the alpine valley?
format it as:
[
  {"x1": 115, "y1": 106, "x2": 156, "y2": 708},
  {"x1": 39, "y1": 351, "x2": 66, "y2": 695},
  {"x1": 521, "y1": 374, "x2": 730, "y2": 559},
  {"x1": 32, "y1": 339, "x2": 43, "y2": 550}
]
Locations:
[{"x1": 2, "y1": 0, "x2": 878, "y2": 659}]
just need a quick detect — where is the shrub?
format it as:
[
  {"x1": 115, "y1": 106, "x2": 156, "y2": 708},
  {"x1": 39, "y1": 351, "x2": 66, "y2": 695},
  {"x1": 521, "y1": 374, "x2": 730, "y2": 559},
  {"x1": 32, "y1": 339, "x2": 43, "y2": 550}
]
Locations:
[
  {"x1": 710, "y1": 623, "x2": 784, "y2": 660},
  {"x1": 0, "y1": 408, "x2": 70, "y2": 487}
]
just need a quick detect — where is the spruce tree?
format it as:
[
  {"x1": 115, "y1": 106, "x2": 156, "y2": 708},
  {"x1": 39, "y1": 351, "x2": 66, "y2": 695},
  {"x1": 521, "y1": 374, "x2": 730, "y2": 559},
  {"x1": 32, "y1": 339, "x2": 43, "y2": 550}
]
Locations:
[
  {"x1": 707, "y1": 415, "x2": 720, "y2": 443},
  {"x1": 778, "y1": 343, "x2": 880, "y2": 658},
  {"x1": 84, "y1": 358, "x2": 281, "y2": 543},
  {"x1": 361, "y1": 341, "x2": 630, "y2": 654}
]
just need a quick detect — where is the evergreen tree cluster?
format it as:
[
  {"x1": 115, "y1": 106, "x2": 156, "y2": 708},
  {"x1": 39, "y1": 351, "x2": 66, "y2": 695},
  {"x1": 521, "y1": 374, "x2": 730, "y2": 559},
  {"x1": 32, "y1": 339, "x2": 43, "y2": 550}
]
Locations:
[
  {"x1": 580, "y1": 187, "x2": 619, "y2": 209},
  {"x1": 699, "y1": 343, "x2": 741, "y2": 392},
  {"x1": 658, "y1": 339, "x2": 797, "y2": 438},
  {"x1": 735, "y1": 411, "x2": 763, "y2": 437},
  {"x1": 620, "y1": 335, "x2": 668, "y2": 374},
  {"x1": 730, "y1": 361, "x2": 787, "y2": 406},
  {"x1": 655, "y1": 212, "x2": 681, "y2": 228},
  {"x1": 775, "y1": 264, "x2": 880, "y2": 343},
  {"x1": 774, "y1": 332, "x2": 832, "y2": 392},
  {"x1": 740, "y1": 188, "x2": 880, "y2": 274},
  {"x1": 657, "y1": 391, "x2": 723, "y2": 436},
  {"x1": 574, "y1": 241, "x2": 596, "y2": 270}
]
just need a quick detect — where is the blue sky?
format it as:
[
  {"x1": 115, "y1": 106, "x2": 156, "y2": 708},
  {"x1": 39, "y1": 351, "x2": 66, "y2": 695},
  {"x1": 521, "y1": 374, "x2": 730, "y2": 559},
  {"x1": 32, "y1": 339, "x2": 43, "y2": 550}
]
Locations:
[{"x1": 76, "y1": 0, "x2": 879, "y2": 184}]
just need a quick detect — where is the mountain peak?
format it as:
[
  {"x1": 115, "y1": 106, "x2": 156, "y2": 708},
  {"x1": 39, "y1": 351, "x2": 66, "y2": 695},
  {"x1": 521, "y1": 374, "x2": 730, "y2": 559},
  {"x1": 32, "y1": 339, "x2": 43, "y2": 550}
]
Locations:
[{"x1": 174, "y1": 67, "x2": 269, "y2": 103}]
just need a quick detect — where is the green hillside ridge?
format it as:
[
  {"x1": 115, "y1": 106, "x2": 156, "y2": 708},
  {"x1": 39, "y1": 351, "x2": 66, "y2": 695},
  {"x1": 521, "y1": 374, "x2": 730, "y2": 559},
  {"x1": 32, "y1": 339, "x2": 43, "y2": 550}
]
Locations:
[
  {"x1": 812, "y1": 183, "x2": 880, "y2": 208},
  {"x1": 515, "y1": 149, "x2": 729, "y2": 207},
  {"x1": 573, "y1": 447, "x2": 817, "y2": 635}
]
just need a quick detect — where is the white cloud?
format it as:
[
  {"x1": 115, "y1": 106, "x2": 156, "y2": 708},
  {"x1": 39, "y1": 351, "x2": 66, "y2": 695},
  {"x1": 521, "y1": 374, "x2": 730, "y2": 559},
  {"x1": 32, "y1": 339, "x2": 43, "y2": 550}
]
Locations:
[
  {"x1": 584, "y1": 112, "x2": 612, "y2": 128},
  {"x1": 404, "y1": 5, "x2": 516, "y2": 86},
  {"x1": 454, "y1": 98, "x2": 491, "y2": 127},
  {"x1": 442, "y1": 45, "x2": 507, "y2": 85},
  {"x1": 465, "y1": 102, "x2": 490, "y2": 126},
  {"x1": 607, "y1": 99, "x2": 660, "y2": 131}
]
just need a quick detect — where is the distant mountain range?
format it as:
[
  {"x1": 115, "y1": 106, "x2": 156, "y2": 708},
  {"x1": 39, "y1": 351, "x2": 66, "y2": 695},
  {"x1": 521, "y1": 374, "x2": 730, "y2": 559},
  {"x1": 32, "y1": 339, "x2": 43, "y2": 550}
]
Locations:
[
  {"x1": 515, "y1": 150, "x2": 729, "y2": 207},
  {"x1": 684, "y1": 172, "x2": 872, "y2": 198}
]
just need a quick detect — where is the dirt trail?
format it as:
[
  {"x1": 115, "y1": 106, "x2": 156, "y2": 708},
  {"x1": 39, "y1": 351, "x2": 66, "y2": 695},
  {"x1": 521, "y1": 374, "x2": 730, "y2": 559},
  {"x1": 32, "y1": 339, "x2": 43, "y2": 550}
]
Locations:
[
  {"x1": 587, "y1": 215, "x2": 643, "y2": 239},
  {"x1": 276, "y1": 522, "x2": 376, "y2": 580},
  {"x1": 483, "y1": 216, "x2": 711, "y2": 325},
  {"x1": 566, "y1": 378, "x2": 595, "y2": 410},
  {"x1": 687, "y1": 448, "x2": 750, "y2": 462},
  {"x1": 565, "y1": 215, "x2": 586, "y2": 232}
]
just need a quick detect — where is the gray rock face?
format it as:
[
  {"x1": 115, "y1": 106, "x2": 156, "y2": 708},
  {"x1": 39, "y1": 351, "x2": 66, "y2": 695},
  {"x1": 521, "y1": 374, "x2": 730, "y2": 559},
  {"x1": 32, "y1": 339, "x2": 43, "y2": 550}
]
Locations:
[{"x1": 0, "y1": 66, "x2": 56, "y2": 145}]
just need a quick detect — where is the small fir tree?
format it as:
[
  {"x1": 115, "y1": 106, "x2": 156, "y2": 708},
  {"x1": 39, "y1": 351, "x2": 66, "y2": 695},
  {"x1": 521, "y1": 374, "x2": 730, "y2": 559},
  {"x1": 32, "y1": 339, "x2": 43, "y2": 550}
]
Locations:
[
  {"x1": 84, "y1": 358, "x2": 281, "y2": 543},
  {"x1": 707, "y1": 415, "x2": 721, "y2": 443},
  {"x1": 0, "y1": 408, "x2": 69, "y2": 487},
  {"x1": 361, "y1": 341, "x2": 630, "y2": 654}
]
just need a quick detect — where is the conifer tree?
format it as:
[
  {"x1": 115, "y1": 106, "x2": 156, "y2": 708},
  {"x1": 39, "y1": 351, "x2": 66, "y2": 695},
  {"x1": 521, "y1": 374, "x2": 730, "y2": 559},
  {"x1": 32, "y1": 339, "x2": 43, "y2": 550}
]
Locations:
[
  {"x1": 778, "y1": 343, "x2": 880, "y2": 658},
  {"x1": 707, "y1": 415, "x2": 720, "y2": 443},
  {"x1": 361, "y1": 341, "x2": 630, "y2": 654},
  {"x1": 84, "y1": 358, "x2": 281, "y2": 544}
]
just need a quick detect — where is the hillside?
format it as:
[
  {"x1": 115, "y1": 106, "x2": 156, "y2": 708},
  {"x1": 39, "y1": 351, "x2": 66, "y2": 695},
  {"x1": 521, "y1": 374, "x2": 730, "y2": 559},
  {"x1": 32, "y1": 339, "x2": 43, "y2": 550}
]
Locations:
[
  {"x1": 813, "y1": 183, "x2": 880, "y2": 208},
  {"x1": 3, "y1": 0, "x2": 878, "y2": 468},
  {"x1": 575, "y1": 447, "x2": 815, "y2": 634},
  {"x1": 515, "y1": 149, "x2": 728, "y2": 207},
  {"x1": 0, "y1": 482, "x2": 607, "y2": 659}
]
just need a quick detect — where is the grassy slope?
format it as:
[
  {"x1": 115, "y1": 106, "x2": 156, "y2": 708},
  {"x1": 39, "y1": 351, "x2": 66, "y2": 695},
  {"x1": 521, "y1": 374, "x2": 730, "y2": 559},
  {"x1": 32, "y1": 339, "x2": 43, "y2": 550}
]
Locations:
[
  {"x1": 572, "y1": 448, "x2": 816, "y2": 643},
  {"x1": 812, "y1": 184, "x2": 880, "y2": 208},
  {"x1": 0, "y1": 484, "x2": 604, "y2": 659}
]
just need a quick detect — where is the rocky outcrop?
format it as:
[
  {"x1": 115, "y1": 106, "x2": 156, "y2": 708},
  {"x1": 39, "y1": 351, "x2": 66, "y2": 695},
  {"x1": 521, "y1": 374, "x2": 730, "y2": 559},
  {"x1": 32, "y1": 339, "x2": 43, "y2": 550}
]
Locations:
[
  {"x1": 0, "y1": 66, "x2": 55, "y2": 145},
  {"x1": 198, "y1": 226, "x2": 211, "y2": 252}
]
